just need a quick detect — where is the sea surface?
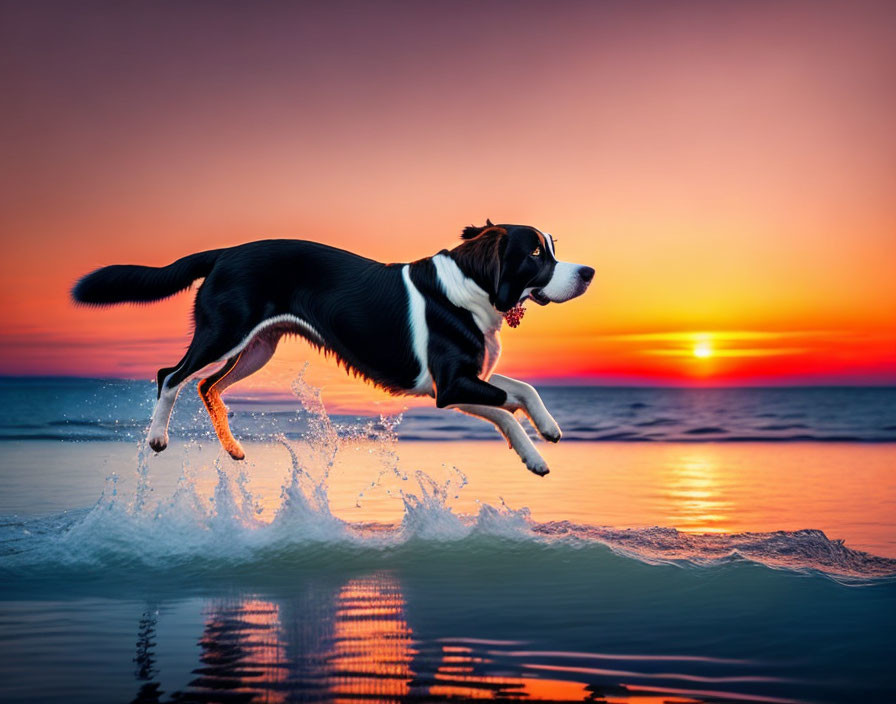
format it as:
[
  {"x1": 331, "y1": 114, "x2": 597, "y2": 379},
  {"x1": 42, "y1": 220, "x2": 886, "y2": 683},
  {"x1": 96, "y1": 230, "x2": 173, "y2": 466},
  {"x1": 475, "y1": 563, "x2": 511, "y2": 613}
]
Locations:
[
  {"x1": 0, "y1": 378, "x2": 894, "y2": 703},
  {"x1": 2, "y1": 377, "x2": 895, "y2": 443}
]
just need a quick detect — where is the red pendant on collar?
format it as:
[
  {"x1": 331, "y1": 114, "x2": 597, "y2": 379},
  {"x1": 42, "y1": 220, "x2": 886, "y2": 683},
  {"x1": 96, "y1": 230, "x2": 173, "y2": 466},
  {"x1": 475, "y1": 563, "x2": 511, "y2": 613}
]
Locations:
[{"x1": 503, "y1": 302, "x2": 526, "y2": 328}]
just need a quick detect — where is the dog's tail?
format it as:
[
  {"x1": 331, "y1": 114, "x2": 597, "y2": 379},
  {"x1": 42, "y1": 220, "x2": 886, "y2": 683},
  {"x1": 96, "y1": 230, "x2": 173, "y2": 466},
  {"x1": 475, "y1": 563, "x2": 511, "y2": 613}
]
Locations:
[{"x1": 71, "y1": 249, "x2": 224, "y2": 306}]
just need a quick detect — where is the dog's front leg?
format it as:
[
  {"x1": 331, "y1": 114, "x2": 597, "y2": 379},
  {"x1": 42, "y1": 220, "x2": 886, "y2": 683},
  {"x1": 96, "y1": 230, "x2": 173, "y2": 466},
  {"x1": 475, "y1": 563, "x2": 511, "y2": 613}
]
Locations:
[
  {"x1": 454, "y1": 404, "x2": 550, "y2": 476},
  {"x1": 433, "y1": 372, "x2": 550, "y2": 475},
  {"x1": 488, "y1": 374, "x2": 561, "y2": 442}
]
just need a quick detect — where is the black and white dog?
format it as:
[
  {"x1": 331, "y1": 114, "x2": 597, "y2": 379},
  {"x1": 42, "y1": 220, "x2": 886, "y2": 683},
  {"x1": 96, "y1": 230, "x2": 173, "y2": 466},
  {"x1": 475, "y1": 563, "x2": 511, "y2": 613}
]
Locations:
[{"x1": 73, "y1": 222, "x2": 594, "y2": 475}]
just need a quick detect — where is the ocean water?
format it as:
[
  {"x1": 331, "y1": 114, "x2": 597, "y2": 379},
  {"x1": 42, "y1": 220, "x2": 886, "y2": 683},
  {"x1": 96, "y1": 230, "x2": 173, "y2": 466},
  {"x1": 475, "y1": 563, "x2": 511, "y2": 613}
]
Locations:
[
  {"x1": 2, "y1": 377, "x2": 894, "y2": 443},
  {"x1": 0, "y1": 377, "x2": 894, "y2": 703}
]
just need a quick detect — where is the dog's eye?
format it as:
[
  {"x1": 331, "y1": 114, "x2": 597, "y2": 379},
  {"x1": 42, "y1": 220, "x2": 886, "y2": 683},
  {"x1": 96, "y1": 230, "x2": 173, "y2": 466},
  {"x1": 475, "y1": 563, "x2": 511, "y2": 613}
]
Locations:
[{"x1": 531, "y1": 246, "x2": 541, "y2": 257}]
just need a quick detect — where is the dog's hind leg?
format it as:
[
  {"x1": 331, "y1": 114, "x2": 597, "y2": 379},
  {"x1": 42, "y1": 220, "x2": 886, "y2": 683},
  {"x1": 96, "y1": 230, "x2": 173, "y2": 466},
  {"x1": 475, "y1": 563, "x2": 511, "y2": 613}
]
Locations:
[
  {"x1": 147, "y1": 321, "x2": 249, "y2": 454},
  {"x1": 145, "y1": 364, "x2": 183, "y2": 452},
  {"x1": 148, "y1": 364, "x2": 185, "y2": 453},
  {"x1": 454, "y1": 404, "x2": 550, "y2": 476},
  {"x1": 197, "y1": 331, "x2": 280, "y2": 460}
]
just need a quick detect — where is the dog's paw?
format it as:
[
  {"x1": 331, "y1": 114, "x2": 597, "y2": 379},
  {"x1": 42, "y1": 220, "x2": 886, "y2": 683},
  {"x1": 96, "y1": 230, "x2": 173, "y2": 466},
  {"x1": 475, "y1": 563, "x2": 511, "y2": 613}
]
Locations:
[
  {"x1": 541, "y1": 423, "x2": 562, "y2": 443},
  {"x1": 225, "y1": 441, "x2": 246, "y2": 461},
  {"x1": 523, "y1": 454, "x2": 550, "y2": 477},
  {"x1": 537, "y1": 416, "x2": 562, "y2": 443},
  {"x1": 148, "y1": 434, "x2": 168, "y2": 453}
]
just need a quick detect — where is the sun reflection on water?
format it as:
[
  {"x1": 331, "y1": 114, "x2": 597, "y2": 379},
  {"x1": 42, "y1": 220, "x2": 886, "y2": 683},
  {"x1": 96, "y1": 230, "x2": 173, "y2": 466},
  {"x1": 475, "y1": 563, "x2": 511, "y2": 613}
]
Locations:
[
  {"x1": 664, "y1": 451, "x2": 733, "y2": 534},
  {"x1": 327, "y1": 575, "x2": 415, "y2": 701}
]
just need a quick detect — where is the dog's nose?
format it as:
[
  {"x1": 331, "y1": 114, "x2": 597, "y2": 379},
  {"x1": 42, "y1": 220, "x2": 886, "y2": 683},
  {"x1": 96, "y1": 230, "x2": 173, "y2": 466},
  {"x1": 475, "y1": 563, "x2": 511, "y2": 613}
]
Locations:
[{"x1": 578, "y1": 266, "x2": 595, "y2": 283}]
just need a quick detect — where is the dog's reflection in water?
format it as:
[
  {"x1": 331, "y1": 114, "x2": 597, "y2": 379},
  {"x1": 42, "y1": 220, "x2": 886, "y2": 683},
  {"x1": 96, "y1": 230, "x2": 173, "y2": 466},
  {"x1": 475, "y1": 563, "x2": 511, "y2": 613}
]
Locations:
[{"x1": 130, "y1": 573, "x2": 607, "y2": 703}]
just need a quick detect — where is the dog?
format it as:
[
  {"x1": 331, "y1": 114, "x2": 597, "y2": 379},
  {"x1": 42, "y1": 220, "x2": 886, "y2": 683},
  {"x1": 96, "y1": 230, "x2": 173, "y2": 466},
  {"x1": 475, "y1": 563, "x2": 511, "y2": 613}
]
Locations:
[{"x1": 72, "y1": 221, "x2": 594, "y2": 475}]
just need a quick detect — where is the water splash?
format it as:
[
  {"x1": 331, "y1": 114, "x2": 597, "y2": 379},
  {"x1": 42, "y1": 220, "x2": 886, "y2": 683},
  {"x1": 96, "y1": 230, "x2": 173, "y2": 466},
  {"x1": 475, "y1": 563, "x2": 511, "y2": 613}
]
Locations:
[{"x1": 399, "y1": 468, "x2": 470, "y2": 540}]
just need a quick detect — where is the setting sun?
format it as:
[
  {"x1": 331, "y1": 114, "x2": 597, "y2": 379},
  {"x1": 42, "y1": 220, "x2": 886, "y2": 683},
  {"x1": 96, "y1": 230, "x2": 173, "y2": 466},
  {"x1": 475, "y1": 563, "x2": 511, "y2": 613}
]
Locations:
[{"x1": 693, "y1": 341, "x2": 713, "y2": 359}]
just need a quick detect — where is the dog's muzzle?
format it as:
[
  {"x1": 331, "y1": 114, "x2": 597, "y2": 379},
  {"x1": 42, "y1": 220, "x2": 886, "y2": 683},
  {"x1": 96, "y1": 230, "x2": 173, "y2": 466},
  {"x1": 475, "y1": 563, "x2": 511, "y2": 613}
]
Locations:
[{"x1": 532, "y1": 264, "x2": 595, "y2": 305}]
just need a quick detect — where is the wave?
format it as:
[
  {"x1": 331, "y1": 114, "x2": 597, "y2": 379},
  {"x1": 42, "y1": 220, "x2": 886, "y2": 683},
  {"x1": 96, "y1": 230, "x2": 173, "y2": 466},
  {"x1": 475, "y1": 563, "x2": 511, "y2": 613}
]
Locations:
[{"x1": 3, "y1": 503, "x2": 893, "y2": 586}]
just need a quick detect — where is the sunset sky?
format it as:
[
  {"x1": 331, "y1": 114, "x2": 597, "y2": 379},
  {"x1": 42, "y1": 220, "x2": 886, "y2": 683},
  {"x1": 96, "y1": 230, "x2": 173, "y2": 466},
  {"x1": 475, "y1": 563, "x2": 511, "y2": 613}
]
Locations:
[{"x1": 1, "y1": 0, "x2": 894, "y2": 408}]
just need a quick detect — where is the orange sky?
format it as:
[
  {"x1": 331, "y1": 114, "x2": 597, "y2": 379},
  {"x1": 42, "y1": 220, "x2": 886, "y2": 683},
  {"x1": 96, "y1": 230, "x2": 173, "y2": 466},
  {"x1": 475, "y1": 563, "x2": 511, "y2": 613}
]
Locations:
[{"x1": 1, "y1": 0, "x2": 894, "y2": 406}]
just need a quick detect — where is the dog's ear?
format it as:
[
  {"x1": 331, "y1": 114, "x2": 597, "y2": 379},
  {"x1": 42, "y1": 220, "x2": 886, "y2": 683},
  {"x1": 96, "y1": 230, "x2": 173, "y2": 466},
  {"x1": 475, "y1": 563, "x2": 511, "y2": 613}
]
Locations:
[
  {"x1": 461, "y1": 219, "x2": 496, "y2": 240},
  {"x1": 494, "y1": 229, "x2": 533, "y2": 312}
]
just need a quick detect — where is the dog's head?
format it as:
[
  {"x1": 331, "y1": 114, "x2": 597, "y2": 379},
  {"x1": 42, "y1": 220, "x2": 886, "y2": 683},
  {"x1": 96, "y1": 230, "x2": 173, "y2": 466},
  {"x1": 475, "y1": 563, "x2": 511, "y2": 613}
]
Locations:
[{"x1": 452, "y1": 220, "x2": 595, "y2": 312}]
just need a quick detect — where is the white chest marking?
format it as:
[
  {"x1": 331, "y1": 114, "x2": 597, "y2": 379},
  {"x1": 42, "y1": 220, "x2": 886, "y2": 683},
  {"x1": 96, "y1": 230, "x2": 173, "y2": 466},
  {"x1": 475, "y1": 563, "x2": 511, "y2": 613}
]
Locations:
[
  {"x1": 431, "y1": 254, "x2": 503, "y2": 380},
  {"x1": 480, "y1": 327, "x2": 502, "y2": 381},
  {"x1": 402, "y1": 265, "x2": 434, "y2": 394}
]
